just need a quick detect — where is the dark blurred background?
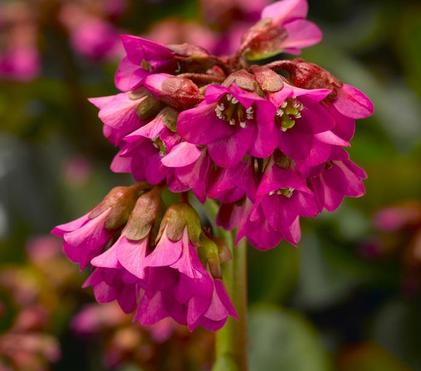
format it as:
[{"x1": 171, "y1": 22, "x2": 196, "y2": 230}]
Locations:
[{"x1": 1, "y1": 0, "x2": 421, "y2": 370}]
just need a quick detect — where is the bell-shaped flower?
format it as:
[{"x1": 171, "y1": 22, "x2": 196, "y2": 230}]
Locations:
[
  {"x1": 309, "y1": 148, "x2": 367, "y2": 212},
  {"x1": 260, "y1": 0, "x2": 322, "y2": 55},
  {"x1": 89, "y1": 90, "x2": 162, "y2": 146},
  {"x1": 51, "y1": 184, "x2": 145, "y2": 269},
  {"x1": 115, "y1": 35, "x2": 176, "y2": 92}
]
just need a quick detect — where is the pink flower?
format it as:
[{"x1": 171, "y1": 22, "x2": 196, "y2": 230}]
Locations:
[
  {"x1": 208, "y1": 158, "x2": 257, "y2": 203},
  {"x1": 178, "y1": 83, "x2": 275, "y2": 167},
  {"x1": 89, "y1": 91, "x2": 160, "y2": 147},
  {"x1": 163, "y1": 143, "x2": 213, "y2": 203},
  {"x1": 309, "y1": 149, "x2": 367, "y2": 212},
  {"x1": 136, "y1": 227, "x2": 236, "y2": 331},
  {"x1": 115, "y1": 35, "x2": 176, "y2": 92},
  {"x1": 111, "y1": 110, "x2": 181, "y2": 184},
  {"x1": 91, "y1": 235, "x2": 149, "y2": 279},
  {"x1": 332, "y1": 83, "x2": 374, "y2": 120},
  {"x1": 71, "y1": 303, "x2": 126, "y2": 335},
  {"x1": 261, "y1": 0, "x2": 322, "y2": 54},
  {"x1": 237, "y1": 161, "x2": 319, "y2": 249},
  {"x1": 266, "y1": 82, "x2": 336, "y2": 161},
  {"x1": 83, "y1": 267, "x2": 141, "y2": 314},
  {"x1": 51, "y1": 184, "x2": 146, "y2": 269},
  {"x1": 51, "y1": 210, "x2": 112, "y2": 270}
]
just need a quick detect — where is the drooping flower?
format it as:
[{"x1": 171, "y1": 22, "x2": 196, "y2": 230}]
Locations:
[
  {"x1": 115, "y1": 35, "x2": 176, "y2": 92},
  {"x1": 83, "y1": 267, "x2": 141, "y2": 314},
  {"x1": 260, "y1": 0, "x2": 322, "y2": 55},
  {"x1": 91, "y1": 188, "x2": 161, "y2": 279},
  {"x1": 51, "y1": 184, "x2": 147, "y2": 269},
  {"x1": 89, "y1": 90, "x2": 162, "y2": 146},
  {"x1": 135, "y1": 204, "x2": 237, "y2": 331},
  {"x1": 309, "y1": 148, "x2": 367, "y2": 212},
  {"x1": 236, "y1": 160, "x2": 319, "y2": 249}
]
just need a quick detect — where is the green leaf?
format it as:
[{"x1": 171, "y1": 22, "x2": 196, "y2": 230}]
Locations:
[{"x1": 248, "y1": 306, "x2": 331, "y2": 371}]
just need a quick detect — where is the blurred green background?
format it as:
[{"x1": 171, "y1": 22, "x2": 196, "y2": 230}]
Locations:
[{"x1": 1, "y1": 0, "x2": 421, "y2": 370}]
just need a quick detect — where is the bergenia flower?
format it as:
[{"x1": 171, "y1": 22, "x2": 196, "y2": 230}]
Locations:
[
  {"x1": 51, "y1": 0, "x2": 374, "y2": 339},
  {"x1": 309, "y1": 148, "x2": 367, "y2": 212},
  {"x1": 51, "y1": 210, "x2": 112, "y2": 270},
  {"x1": 260, "y1": 0, "x2": 322, "y2": 54},
  {"x1": 163, "y1": 143, "x2": 213, "y2": 203},
  {"x1": 51, "y1": 184, "x2": 147, "y2": 269},
  {"x1": 238, "y1": 160, "x2": 318, "y2": 249},
  {"x1": 115, "y1": 35, "x2": 176, "y2": 92},
  {"x1": 83, "y1": 267, "x2": 141, "y2": 314},
  {"x1": 89, "y1": 90, "x2": 162, "y2": 146},
  {"x1": 178, "y1": 83, "x2": 275, "y2": 167},
  {"x1": 136, "y1": 205, "x2": 236, "y2": 331}
]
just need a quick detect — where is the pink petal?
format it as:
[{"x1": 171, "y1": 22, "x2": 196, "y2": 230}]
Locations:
[
  {"x1": 334, "y1": 84, "x2": 374, "y2": 119},
  {"x1": 261, "y1": 0, "x2": 308, "y2": 25},
  {"x1": 161, "y1": 142, "x2": 201, "y2": 168},
  {"x1": 282, "y1": 19, "x2": 322, "y2": 50}
]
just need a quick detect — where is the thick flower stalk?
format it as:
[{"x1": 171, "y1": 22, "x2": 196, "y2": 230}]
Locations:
[{"x1": 52, "y1": 0, "x2": 373, "y2": 368}]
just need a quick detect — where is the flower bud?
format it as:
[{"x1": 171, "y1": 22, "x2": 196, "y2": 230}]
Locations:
[
  {"x1": 90, "y1": 182, "x2": 151, "y2": 230},
  {"x1": 157, "y1": 203, "x2": 202, "y2": 245},
  {"x1": 144, "y1": 74, "x2": 202, "y2": 110},
  {"x1": 123, "y1": 187, "x2": 161, "y2": 241}
]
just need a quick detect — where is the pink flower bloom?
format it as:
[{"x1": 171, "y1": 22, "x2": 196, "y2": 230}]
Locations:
[
  {"x1": 115, "y1": 35, "x2": 176, "y2": 92},
  {"x1": 83, "y1": 267, "x2": 142, "y2": 314},
  {"x1": 111, "y1": 113, "x2": 180, "y2": 184},
  {"x1": 208, "y1": 158, "x2": 257, "y2": 203},
  {"x1": 333, "y1": 84, "x2": 374, "y2": 120},
  {"x1": 266, "y1": 82, "x2": 336, "y2": 161},
  {"x1": 163, "y1": 143, "x2": 213, "y2": 203},
  {"x1": 309, "y1": 149, "x2": 367, "y2": 212},
  {"x1": 91, "y1": 235, "x2": 149, "y2": 279},
  {"x1": 261, "y1": 0, "x2": 322, "y2": 54},
  {"x1": 236, "y1": 161, "x2": 319, "y2": 249},
  {"x1": 51, "y1": 210, "x2": 112, "y2": 270},
  {"x1": 89, "y1": 92, "x2": 147, "y2": 146},
  {"x1": 178, "y1": 83, "x2": 275, "y2": 167},
  {"x1": 135, "y1": 228, "x2": 236, "y2": 331},
  {"x1": 71, "y1": 303, "x2": 126, "y2": 335}
]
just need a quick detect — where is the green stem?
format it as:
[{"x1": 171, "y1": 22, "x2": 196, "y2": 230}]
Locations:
[{"x1": 206, "y1": 200, "x2": 247, "y2": 371}]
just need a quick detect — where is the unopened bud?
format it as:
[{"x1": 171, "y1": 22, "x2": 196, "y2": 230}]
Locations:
[
  {"x1": 269, "y1": 59, "x2": 342, "y2": 95},
  {"x1": 157, "y1": 203, "x2": 202, "y2": 245},
  {"x1": 144, "y1": 74, "x2": 202, "y2": 110},
  {"x1": 89, "y1": 182, "x2": 150, "y2": 230},
  {"x1": 123, "y1": 187, "x2": 161, "y2": 241}
]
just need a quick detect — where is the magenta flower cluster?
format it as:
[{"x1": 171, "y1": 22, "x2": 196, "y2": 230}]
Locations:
[{"x1": 52, "y1": 0, "x2": 373, "y2": 332}]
